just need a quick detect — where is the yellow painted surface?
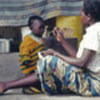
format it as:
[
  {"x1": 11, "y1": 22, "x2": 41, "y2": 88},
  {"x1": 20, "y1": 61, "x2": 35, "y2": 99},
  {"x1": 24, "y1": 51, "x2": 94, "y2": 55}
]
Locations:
[{"x1": 56, "y1": 16, "x2": 83, "y2": 46}]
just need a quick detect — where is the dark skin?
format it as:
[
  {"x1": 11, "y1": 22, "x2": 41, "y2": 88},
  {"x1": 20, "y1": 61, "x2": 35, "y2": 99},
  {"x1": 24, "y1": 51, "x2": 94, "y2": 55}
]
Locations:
[
  {"x1": 30, "y1": 19, "x2": 45, "y2": 37},
  {"x1": 0, "y1": 10, "x2": 96, "y2": 94},
  {"x1": 53, "y1": 27, "x2": 77, "y2": 58}
]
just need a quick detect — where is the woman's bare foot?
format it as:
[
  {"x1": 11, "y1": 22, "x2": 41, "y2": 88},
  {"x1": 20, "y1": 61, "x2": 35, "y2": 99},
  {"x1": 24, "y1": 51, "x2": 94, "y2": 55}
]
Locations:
[{"x1": 0, "y1": 82, "x2": 6, "y2": 94}]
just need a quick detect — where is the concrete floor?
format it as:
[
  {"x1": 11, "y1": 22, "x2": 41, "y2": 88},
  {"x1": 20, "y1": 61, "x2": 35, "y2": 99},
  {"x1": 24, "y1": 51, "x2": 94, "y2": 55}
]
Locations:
[{"x1": 0, "y1": 53, "x2": 100, "y2": 100}]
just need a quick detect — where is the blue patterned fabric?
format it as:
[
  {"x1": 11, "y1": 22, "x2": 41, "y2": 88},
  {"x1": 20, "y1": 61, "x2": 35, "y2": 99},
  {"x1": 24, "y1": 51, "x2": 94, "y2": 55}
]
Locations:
[{"x1": 37, "y1": 55, "x2": 100, "y2": 96}]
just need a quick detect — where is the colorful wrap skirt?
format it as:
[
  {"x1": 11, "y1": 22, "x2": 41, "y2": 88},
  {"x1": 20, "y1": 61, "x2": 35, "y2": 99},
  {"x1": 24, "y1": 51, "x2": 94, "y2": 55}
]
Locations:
[{"x1": 37, "y1": 55, "x2": 100, "y2": 96}]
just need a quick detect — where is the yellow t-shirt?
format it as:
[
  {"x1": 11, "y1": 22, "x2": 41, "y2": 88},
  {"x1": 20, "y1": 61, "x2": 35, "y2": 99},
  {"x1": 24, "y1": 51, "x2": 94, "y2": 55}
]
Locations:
[{"x1": 19, "y1": 34, "x2": 44, "y2": 75}]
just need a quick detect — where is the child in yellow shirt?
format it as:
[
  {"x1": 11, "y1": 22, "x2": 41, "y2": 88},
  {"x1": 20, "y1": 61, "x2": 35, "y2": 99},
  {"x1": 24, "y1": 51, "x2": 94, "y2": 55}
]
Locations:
[{"x1": 19, "y1": 16, "x2": 45, "y2": 94}]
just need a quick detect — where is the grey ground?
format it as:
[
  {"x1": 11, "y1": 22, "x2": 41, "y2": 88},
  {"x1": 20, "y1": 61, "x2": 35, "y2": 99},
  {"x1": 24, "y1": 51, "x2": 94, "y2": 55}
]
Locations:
[{"x1": 0, "y1": 53, "x2": 100, "y2": 100}]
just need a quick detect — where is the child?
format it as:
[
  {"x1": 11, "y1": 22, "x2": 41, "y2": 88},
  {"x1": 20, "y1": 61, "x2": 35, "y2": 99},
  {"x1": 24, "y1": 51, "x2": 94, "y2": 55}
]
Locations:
[
  {"x1": 0, "y1": 0, "x2": 100, "y2": 97},
  {"x1": 19, "y1": 16, "x2": 45, "y2": 94}
]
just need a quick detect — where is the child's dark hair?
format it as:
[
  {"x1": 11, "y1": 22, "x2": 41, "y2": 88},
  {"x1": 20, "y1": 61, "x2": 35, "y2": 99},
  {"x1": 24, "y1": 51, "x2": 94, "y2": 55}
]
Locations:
[
  {"x1": 83, "y1": 0, "x2": 100, "y2": 22},
  {"x1": 28, "y1": 15, "x2": 44, "y2": 28}
]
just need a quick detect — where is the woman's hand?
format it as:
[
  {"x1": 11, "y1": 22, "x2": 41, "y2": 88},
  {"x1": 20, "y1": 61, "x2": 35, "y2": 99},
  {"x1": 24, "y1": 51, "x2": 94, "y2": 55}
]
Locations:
[
  {"x1": 41, "y1": 49, "x2": 56, "y2": 56},
  {"x1": 52, "y1": 27, "x2": 64, "y2": 42}
]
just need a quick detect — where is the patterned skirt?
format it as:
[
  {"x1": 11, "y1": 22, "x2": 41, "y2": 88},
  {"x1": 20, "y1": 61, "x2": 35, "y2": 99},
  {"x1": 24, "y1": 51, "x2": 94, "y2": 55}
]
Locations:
[{"x1": 37, "y1": 55, "x2": 100, "y2": 96}]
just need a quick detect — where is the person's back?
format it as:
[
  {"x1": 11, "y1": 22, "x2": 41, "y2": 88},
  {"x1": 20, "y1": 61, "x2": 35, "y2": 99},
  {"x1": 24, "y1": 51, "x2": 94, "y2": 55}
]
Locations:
[{"x1": 77, "y1": 22, "x2": 100, "y2": 74}]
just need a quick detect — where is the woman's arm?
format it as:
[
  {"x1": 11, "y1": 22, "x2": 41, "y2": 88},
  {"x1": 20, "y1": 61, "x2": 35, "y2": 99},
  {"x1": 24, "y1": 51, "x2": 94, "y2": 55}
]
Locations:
[
  {"x1": 55, "y1": 49, "x2": 95, "y2": 68},
  {"x1": 42, "y1": 49, "x2": 95, "y2": 68},
  {"x1": 53, "y1": 28, "x2": 77, "y2": 57},
  {"x1": 60, "y1": 39, "x2": 77, "y2": 58}
]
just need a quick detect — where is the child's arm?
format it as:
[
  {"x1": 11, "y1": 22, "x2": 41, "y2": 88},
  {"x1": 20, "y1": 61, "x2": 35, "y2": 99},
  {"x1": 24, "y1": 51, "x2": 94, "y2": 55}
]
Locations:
[{"x1": 53, "y1": 28, "x2": 77, "y2": 58}]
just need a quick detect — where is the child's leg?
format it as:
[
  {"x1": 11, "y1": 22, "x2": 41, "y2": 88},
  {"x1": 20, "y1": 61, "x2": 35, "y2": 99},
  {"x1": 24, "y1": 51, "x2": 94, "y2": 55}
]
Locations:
[{"x1": 0, "y1": 73, "x2": 39, "y2": 94}]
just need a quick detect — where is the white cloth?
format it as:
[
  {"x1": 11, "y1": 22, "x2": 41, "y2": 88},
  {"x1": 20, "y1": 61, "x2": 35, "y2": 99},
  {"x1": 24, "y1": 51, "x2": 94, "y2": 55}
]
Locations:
[
  {"x1": 76, "y1": 22, "x2": 100, "y2": 73},
  {"x1": 29, "y1": 33, "x2": 42, "y2": 44}
]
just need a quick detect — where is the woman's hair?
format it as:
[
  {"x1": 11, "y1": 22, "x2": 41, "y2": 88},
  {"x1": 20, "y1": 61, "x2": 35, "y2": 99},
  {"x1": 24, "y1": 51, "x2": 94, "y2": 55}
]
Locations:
[
  {"x1": 28, "y1": 15, "x2": 44, "y2": 28},
  {"x1": 83, "y1": 0, "x2": 100, "y2": 22}
]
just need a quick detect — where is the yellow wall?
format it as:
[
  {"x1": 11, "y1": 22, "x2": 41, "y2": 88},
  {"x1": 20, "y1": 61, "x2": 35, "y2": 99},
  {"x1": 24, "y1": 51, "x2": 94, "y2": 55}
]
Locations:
[{"x1": 56, "y1": 16, "x2": 83, "y2": 46}]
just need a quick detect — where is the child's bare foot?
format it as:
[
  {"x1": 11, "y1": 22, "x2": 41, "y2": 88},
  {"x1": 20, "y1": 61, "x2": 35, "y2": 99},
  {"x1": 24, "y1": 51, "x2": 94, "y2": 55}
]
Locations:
[{"x1": 0, "y1": 82, "x2": 6, "y2": 94}]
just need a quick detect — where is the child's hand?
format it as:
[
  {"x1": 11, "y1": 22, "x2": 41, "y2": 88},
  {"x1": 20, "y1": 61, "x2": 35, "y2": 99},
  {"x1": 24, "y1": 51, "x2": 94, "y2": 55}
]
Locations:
[
  {"x1": 41, "y1": 49, "x2": 56, "y2": 56},
  {"x1": 53, "y1": 27, "x2": 64, "y2": 42}
]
